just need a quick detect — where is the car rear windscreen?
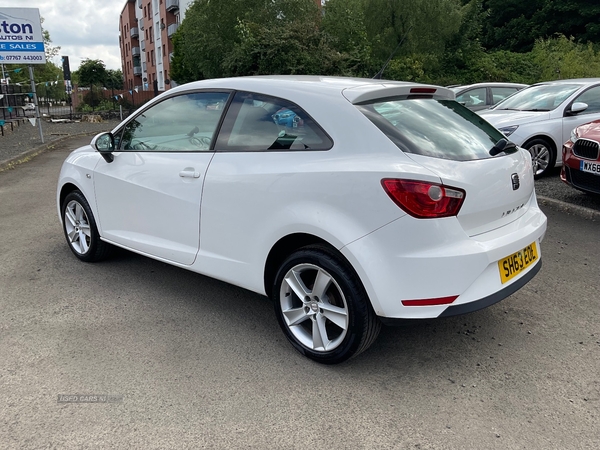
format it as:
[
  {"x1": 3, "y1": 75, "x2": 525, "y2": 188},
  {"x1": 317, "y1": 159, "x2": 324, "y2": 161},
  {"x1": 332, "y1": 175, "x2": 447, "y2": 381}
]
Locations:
[{"x1": 356, "y1": 98, "x2": 506, "y2": 161}]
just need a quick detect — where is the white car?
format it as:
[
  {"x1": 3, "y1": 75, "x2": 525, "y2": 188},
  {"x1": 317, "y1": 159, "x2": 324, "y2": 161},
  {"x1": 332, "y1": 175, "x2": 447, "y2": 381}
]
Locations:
[
  {"x1": 57, "y1": 76, "x2": 547, "y2": 364},
  {"x1": 478, "y1": 78, "x2": 600, "y2": 177}
]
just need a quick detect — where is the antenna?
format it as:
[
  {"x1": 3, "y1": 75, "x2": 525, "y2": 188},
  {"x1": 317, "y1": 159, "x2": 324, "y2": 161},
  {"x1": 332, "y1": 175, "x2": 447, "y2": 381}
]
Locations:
[{"x1": 372, "y1": 25, "x2": 413, "y2": 80}]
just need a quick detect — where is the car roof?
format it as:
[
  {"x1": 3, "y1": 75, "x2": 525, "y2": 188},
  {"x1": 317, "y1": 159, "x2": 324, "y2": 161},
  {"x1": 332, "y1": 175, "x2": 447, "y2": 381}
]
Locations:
[
  {"x1": 534, "y1": 78, "x2": 600, "y2": 86},
  {"x1": 167, "y1": 75, "x2": 455, "y2": 104},
  {"x1": 449, "y1": 82, "x2": 528, "y2": 92}
]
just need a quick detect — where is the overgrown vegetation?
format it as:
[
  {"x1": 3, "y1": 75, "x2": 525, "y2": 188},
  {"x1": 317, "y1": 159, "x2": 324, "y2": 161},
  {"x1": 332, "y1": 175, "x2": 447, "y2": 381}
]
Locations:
[{"x1": 170, "y1": 0, "x2": 600, "y2": 86}]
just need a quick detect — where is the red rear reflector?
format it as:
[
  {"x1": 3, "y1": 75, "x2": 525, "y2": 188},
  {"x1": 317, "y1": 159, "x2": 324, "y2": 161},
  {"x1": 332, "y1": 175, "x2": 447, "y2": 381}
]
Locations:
[
  {"x1": 410, "y1": 88, "x2": 437, "y2": 94},
  {"x1": 381, "y1": 179, "x2": 466, "y2": 218},
  {"x1": 402, "y1": 296, "x2": 458, "y2": 306}
]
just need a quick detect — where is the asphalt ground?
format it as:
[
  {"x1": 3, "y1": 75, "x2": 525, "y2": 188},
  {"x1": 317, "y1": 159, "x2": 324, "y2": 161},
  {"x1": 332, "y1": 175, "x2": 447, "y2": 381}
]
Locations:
[{"x1": 0, "y1": 135, "x2": 598, "y2": 449}]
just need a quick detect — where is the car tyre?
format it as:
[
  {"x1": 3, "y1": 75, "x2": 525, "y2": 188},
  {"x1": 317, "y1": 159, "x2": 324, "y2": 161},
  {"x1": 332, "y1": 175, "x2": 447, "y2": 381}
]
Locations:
[
  {"x1": 62, "y1": 190, "x2": 111, "y2": 262},
  {"x1": 272, "y1": 246, "x2": 381, "y2": 364},
  {"x1": 524, "y1": 138, "x2": 555, "y2": 178}
]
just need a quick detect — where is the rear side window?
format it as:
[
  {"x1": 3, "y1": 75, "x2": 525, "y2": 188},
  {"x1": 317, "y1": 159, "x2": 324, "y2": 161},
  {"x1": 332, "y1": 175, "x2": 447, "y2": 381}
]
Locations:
[
  {"x1": 456, "y1": 87, "x2": 486, "y2": 107},
  {"x1": 215, "y1": 91, "x2": 333, "y2": 151},
  {"x1": 357, "y1": 98, "x2": 505, "y2": 161}
]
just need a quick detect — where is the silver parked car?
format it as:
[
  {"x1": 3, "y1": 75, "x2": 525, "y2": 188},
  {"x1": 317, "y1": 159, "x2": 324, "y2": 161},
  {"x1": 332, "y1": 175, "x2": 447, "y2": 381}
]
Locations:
[
  {"x1": 449, "y1": 82, "x2": 527, "y2": 111},
  {"x1": 479, "y1": 78, "x2": 600, "y2": 177}
]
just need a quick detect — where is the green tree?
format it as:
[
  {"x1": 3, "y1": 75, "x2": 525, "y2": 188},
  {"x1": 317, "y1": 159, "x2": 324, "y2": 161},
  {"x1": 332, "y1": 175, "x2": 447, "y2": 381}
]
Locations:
[
  {"x1": 321, "y1": 0, "x2": 373, "y2": 76},
  {"x1": 481, "y1": 0, "x2": 600, "y2": 53},
  {"x1": 171, "y1": 0, "x2": 331, "y2": 82},
  {"x1": 75, "y1": 59, "x2": 108, "y2": 87},
  {"x1": 364, "y1": 0, "x2": 463, "y2": 60},
  {"x1": 531, "y1": 34, "x2": 600, "y2": 81},
  {"x1": 221, "y1": 0, "x2": 354, "y2": 77},
  {"x1": 170, "y1": 0, "x2": 257, "y2": 82},
  {"x1": 356, "y1": 0, "x2": 463, "y2": 81},
  {"x1": 105, "y1": 69, "x2": 124, "y2": 90}
]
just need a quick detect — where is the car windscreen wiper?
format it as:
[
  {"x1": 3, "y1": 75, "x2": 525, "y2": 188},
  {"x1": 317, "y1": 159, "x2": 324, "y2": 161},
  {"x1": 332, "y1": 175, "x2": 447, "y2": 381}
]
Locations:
[
  {"x1": 522, "y1": 108, "x2": 551, "y2": 112},
  {"x1": 489, "y1": 138, "x2": 518, "y2": 156}
]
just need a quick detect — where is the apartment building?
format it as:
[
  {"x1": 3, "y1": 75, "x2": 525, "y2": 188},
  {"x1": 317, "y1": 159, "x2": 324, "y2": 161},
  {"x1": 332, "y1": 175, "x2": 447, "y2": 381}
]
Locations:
[
  {"x1": 120, "y1": 0, "x2": 194, "y2": 92},
  {"x1": 119, "y1": 0, "x2": 322, "y2": 93}
]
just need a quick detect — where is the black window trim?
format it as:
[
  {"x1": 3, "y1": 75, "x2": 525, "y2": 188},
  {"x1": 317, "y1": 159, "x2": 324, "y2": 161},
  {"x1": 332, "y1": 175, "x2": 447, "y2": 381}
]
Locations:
[{"x1": 563, "y1": 83, "x2": 600, "y2": 117}]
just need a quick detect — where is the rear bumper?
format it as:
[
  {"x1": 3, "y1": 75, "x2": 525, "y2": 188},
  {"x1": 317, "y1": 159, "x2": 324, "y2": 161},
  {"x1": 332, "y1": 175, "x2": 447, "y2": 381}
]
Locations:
[
  {"x1": 379, "y1": 258, "x2": 542, "y2": 325},
  {"x1": 341, "y1": 199, "x2": 547, "y2": 320}
]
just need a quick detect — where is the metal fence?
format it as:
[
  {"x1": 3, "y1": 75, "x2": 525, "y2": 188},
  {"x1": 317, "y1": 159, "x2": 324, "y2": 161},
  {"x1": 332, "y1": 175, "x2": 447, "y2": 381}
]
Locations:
[{"x1": 1, "y1": 82, "x2": 155, "y2": 127}]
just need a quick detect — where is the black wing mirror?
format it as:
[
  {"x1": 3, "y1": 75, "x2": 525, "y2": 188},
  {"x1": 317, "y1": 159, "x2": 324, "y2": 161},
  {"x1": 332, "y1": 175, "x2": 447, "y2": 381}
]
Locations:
[{"x1": 91, "y1": 132, "x2": 115, "y2": 163}]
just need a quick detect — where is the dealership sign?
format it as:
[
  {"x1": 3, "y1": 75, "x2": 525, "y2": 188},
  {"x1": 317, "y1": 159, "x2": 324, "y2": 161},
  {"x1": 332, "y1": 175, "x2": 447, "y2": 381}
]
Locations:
[{"x1": 0, "y1": 8, "x2": 46, "y2": 64}]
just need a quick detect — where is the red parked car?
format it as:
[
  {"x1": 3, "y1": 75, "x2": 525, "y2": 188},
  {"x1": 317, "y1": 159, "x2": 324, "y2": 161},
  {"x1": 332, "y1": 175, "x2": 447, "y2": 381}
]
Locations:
[{"x1": 562, "y1": 119, "x2": 600, "y2": 195}]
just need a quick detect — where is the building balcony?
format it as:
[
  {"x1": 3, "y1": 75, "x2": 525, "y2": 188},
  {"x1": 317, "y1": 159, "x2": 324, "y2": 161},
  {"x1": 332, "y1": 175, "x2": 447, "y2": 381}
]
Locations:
[
  {"x1": 142, "y1": 62, "x2": 147, "y2": 72},
  {"x1": 138, "y1": 17, "x2": 144, "y2": 30},
  {"x1": 133, "y1": 66, "x2": 142, "y2": 76},
  {"x1": 141, "y1": 40, "x2": 146, "y2": 51},
  {"x1": 167, "y1": 23, "x2": 179, "y2": 38},
  {"x1": 130, "y1": 27, "x2": 139, "y2": 38},
  {"x1": 132, "y1": 46, "x2": 141, "y2": 57},
  {"x1": 137, "y1": 0, "x2": 142, "y2": 9},
  {"x1": 169, "y1": 52, "x2": 174, "y2": 62},
  {"x1": 166, "y1": 0, "x2": 179, "y2": 12}
]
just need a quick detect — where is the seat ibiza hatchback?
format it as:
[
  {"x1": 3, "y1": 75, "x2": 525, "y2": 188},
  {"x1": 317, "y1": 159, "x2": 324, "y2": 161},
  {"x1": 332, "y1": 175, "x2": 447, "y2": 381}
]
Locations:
[{"x1": 57, "y1": 76, "x2": 547, "y2": 364}]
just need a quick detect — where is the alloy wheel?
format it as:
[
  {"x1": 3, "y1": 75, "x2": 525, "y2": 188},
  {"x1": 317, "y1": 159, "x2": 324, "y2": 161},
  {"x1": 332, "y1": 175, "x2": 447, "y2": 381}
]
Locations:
[{"x1": 279, "y1": 263, "x2": 349, "y2": 352}]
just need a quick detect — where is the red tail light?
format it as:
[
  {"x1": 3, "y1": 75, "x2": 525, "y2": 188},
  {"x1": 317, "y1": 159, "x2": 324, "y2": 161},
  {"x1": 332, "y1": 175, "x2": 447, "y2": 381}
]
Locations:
[{"x1": 381, "y1": 179, "x2": 465, "y2": 218}]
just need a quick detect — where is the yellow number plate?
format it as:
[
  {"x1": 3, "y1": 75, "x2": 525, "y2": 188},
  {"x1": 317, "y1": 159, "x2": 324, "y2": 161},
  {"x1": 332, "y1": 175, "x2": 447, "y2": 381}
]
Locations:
[{"x1": 498, "y1": 242, "x2": 539, "y2": 284}]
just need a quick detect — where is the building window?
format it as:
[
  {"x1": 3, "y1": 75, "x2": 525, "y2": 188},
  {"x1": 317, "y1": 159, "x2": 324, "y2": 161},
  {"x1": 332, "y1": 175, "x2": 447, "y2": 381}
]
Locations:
[
  {"x1": 162, "y1": 44, "x2": 166, "y2": 57},
  {"x1": 149, "y1": 26, "x2": 153, "y2": 43}
]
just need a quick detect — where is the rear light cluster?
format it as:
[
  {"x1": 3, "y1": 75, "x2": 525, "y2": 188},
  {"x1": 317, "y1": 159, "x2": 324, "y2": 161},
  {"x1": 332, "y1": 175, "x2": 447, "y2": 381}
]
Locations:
[{"x1": 381, "y1": 179, "x2": 466, "y2": 218}]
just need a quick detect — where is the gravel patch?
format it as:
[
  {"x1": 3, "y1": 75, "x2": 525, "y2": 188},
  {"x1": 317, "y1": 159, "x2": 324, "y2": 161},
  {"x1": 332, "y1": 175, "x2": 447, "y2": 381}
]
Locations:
[{"x1": 0, "y1": 118, "x2": 119, "y2": 164}]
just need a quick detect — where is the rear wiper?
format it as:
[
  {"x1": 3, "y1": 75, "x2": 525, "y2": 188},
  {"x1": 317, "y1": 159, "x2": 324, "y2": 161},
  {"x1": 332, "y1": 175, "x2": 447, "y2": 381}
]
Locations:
[{"x1": 489, "y1": 138, "x2": 517, "y2": 156}]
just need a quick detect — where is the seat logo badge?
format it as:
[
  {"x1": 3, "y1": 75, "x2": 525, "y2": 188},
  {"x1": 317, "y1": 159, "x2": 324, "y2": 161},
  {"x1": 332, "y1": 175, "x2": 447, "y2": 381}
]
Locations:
[{"x1": 511, "y1": 173, "x2": 520, "y2": 190}]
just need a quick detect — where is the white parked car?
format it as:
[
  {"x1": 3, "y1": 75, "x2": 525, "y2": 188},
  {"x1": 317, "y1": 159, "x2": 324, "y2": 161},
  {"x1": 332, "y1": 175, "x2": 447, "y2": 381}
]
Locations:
[
  {"x1": 478, "y1": 78, "x2": 600, "y2": 177},
  {"x1": 57, "y1": 76, "x2": 547, "y2": 364}
]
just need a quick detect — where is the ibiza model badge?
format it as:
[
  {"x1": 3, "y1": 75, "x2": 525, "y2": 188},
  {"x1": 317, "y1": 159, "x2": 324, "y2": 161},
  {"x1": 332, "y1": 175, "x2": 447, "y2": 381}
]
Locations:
[{"x1": 511, "y1": 173, "x2": 520, "y2": 190}]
